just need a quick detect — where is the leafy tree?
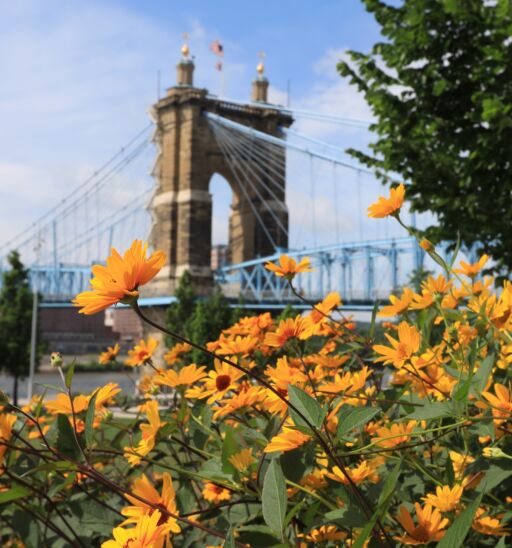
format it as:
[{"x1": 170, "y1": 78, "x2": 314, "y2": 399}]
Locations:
[
  {"x1": 165, "y1": 273, "x2": 236, "y2": 363},
  {"x1": 0, "y1": 251, "x2": 35, "y2": 405},
  {"x1": 165, "y1": 271, "x2": 196, "y2": 348},
  {"x1": 188, "y1": 288, "x2": 234, "y2": 363},
  {"x1": 339, "y1": 0, "x2": 512, "y2": 276}
]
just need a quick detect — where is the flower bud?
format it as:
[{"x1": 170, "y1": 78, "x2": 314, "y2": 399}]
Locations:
[
  {"x1": 50, "y1": 352, "x2": 63, "y2": 368},
  {"x1": 419, "y1": 238, "x2": 434, "y2": 252},
  {"x1": 483, "y1": 446, "x2": 507, "y2": 459}
]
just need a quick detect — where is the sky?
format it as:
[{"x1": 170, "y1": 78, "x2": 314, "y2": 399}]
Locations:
[{"x1": 0, "y1": 0, "x2": 412, "y2": 260}]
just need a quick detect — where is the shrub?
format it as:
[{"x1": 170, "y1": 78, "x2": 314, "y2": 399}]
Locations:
[{"x1": 0, "y1": 193, "x2": 510, "y2": 546}]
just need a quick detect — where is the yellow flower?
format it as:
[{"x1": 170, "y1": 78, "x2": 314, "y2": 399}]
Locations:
[
  {"x1": 302, "y1": 525, "x2": 346, "y2": 543},
  {"x1": 155, "y1": 364, "x2": 206, "y2": 389},
  {"x1": 216, "y1": 335, "x2": 258, "y2": 356},
  {"x1": 264, "y1": 315, "x2": 309, "y2": 347},
  {"x1": 367, "y1": 183, "x2": 405, "y2": 218},
  {"x1": 265, "y1": 255, "x2": 313, "y2": 280},
  {"x1": 74, "y1": 240, "x2": 166, "y2": 315},
  {"x1": 0, "y1": 413, "x2": 17, "y2": 463},
  {"x1": 101, "y1": 511, "x2": 169, "y2": 548},
  {"x1": 373, "y1": 420, "x2": 417, "y2": 448},
  {"x1": 163, "y1": 342, "x2": 191, "y2": 365},
  {"x1": 328, "y1": 459, "x2": 380, "y2": 486},
  {"x1": 126, "y1": 338, "x2": 159, "y2": 367},
  {"x1": 228, "y1": 448, "x2": 255, "y2": 472},
  {"x1": 472, "y1": 507, "x2": 509, "y2": 536},
  {"x1": 124, "y1": 400, "x2": 165, "y2": 466},
  {"x1": 422, "y1": 485, "x2": 463, "y2": 512},
  {"x1": 122, "y1": 473, "x2": 181, "y2": 535},
  {"x1": 378, "y1": 287, "x2": 414, "y2": 317},
  {"x1": 202, "y1": 482, "x2": 231, "y2": 503},
  {"x1": 186, "y1": 360, "x2": 244, "y2": 404},
  {"x1": 481, "y1": 383, "x2": 512, "y2": 425},
  {"x1": 373, "y1": 321, "x2": 421, "y2": 368},
  {"x1": 395, "y1": 503, "x2": 449, "y2": 545},
  {"x1": 99, "y1": 343, "x2": 120, "y2": 364},
  {"x1": 264, "y1": 423, "x2": 311, "y2": 453},
  {"x1": 45, "y1": 393, "x2": 90, "y2": 415},
  {"x1": 453, "y1": 254, "x2": 489, "y2": 278},
  {"x1": 449, "y1": 451, "x2": 475, "y2": 479}
]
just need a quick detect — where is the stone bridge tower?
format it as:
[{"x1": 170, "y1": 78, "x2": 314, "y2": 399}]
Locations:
[{"x1": 146, "y1": 44, "x2": 293, "y2": 297}]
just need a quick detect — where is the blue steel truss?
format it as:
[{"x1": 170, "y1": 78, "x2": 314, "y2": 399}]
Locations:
[
  {"x1": 215, "y1": 236, "x2": 423, "y2": 304},
  {"x1": 0, "y1": 237, "x2": 427, "y2": 304}
]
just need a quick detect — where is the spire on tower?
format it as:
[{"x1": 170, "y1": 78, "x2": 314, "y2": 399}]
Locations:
[
  {"x1": 176, "y1": 32, "x2": 194, "y2": 87},
  {"x1": 252, "y1": 51, "x2": 269, "y2": 103}
]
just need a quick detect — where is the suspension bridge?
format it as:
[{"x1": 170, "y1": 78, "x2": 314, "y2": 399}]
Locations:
[{"x1": 0, "y1": 44, "x2": 462, "y2": 317}]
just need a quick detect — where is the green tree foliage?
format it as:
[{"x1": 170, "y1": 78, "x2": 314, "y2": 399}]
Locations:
[
  {"x1": 164, "y1": 270, "x2": 196, "y2": 348},
  {"x1": 338, "y1": 0, "x2": 512, "y2": 275},
  {"x1": 188, "y1": 288, "x2": 233, "y2": 363},
  {"x1": 0, "y1": 251, "x2": 34, "y2": 404},
  {"x1": 165, "y1": 272, "x2": 238, "y2": 363}
]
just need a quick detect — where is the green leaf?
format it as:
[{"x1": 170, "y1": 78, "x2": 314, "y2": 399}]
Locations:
[
  {"x1": 448, "y1": 233, "x2": 462, "y2": 270},
  {"x1": 55, "y1": 413, "x2": 81, "y2": 460},
  {"x1": 352, "y1": 460, "x2": 401, "y2": 548},
  {"x1": 337, "y1": 406, "x2": 380, "y2": 440},
  {"x1": 84, "y1": 391, "x2": 98, "y2": 449},
  {"x1": 65, "y1": 361, "x2": 76, "y2": 389},
  {"x1": 436, "y1": 492, "x2": 483, "y2": 548},
  {"x1": 406, "y1": 401, "x2": 452, "y2": 420},
  {"x1": 262, "y1": 459, "x2": 287, "y2": 538},
  {"x1": 476, "y1": 465, "x2": 512, "y2": 494},
  {"x1": 470, "y1": 353, "x2": 494, "y2": 396},
  {"x1": 221, "y1": 428, "x2": 239, "y2": 475},
  {"x1": 0, "y1": 486, "x2": 29, "y2": 504},
  {"x1": 288, "y1": 385, "x2": 325, "y2": 429}
]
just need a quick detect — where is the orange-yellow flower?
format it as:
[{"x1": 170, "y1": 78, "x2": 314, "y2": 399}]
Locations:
[
  {"x1": 472, "y1": 507, "x2": 509, "y2": 536},
  {"x1": 265, "y1": 255, "x2": 313, "y2": 279},
  {"x1": 264, "y1": 423, "x2": 311, "y2": 453},
  {"x1": 422, "y1": 485, "x2": 463, "y2": 512},
  {"x1": 216, "y1": 335, "x2": 258, "y2": 356},
  {"x1": 264, "y1": 315, "x2": 308, "y2": 347},
  {"x1": 328, "y1": 459, "x2": 380, "y2": 486},
  {"x1": 395, "y1": 503, "x2": 448, "y2": 545},
  {"x1": 124, "y1": 400, "x2": 165, "y2": 466},
  {"x1": 155, "y1": 364, "x2": 206, "y2": 389},
  {"x1": 202, "y1": 482, "x2": 231, "y2": 503},
  {"x1": 373, "y1": 322, "x2": 421, "y2": 368},
  {"x1": 126, "y1": 338, "x2": 159, "y2": 367},
  {"x1": 228, "y1": 448, "x2": 255, "y2": 472},
  {"x1": 163, "y1": 343, "x2": 191, "y2": 366},
  {"x1": 302, "y1": 525, "x2": 346, "y2": 543},
  {"x1": 45, "y1": 393, "x2": 90, "y2": 415},
  {"x1": 185, "y1": 360, "x2": 244, "y2": 404},
  {"x1": 373, "y1": 420, "x2": 417, "y2": 448},
  {"x1": 449, "y1": 451, "x2": 475, "y2": 479},
  {"x1": 378, "y1": 288, "x2": 414, "y2": 317},
  {"x1": 454, "y1": 254, "x2": 489, "y2": 278},
  {"x1": 101, "y1": 511, "x2": 168, "y2": 548},
  {"x1": 99, "y1": 343, "x2": 120, "y2": 364},
  {"x1": 0, "y1": 413, "x2": 17, "y2": 463},
  {"x1": 122, "y1": 473, "x2": 181, "y2": 535},
  {"x1": 367, "y1": 183, "x2": 405, "y2": 218},
  {"x1": 74, "y1": 240, "x2": 166, "y2": 314},
  {"x1": 481, "y1": 383, "x2": 512, "y2": 424}
]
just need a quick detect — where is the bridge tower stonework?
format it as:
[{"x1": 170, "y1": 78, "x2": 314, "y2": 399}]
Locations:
[{"x1": 145, "y1": 45, "x2": 293, "y2": 297}]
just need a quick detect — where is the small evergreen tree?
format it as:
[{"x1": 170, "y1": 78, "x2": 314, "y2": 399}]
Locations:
[
  {"x1": 165, "y1": 271, "x2": 196, "y2": 347},
  {"x1": 0, "y1": 251, "x2": 34, "y2": 405},
  {"x1": 188, "y1": 287, "x2": 233, "y2": 363}
]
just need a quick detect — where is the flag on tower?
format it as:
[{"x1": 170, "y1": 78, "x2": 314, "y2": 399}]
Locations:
[{"x1": 210, "y1": 40, "x2": 224, "y2": 56}]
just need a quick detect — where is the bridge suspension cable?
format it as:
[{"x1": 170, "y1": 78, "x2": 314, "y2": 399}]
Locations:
[
  {"x1": 206, "y1": 95, "x2": 372, "y2": 128},
  {"x1": 0, "y1": 124, "x2": 153, "y2": 261}
]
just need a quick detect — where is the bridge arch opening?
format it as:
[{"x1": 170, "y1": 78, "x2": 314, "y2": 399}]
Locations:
[{"x1": 209, "y1": 173, "x2": 233, "y2": 270}]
